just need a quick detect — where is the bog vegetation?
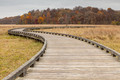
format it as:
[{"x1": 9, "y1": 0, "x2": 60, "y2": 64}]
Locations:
[
  {"x1": 0, "y1": 6, "x2": 120, "y2": 25},
  {"x1": 0, "y1": 26, "x2": 43, "y2": 79}
]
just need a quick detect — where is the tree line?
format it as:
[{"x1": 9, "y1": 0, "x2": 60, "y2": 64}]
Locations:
[{"x1": 0, "y1": 6, "x2": 120, "y2": 24}]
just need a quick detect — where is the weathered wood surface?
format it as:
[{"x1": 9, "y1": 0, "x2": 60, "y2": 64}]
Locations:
[{"x1": 16, "y1": 29, "x2": 120, "y2": 80}]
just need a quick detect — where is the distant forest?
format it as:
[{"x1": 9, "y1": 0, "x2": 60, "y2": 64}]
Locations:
[{"x1": 0, "y1": 6, "x2": 120, "y2": 24}]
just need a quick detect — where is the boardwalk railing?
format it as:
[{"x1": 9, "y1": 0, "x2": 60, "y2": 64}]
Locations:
[
  {"x1": 23, "y1": 26, "x2": 96, "y2": 31},
  {"x1": 3, "y1": 28, "x2": 47, "y2": 80},
  {"x1": 3, "y1": 26, "x2": 120, "y2": 80},
  {"x1": 27, "y1": 26, "x2": 120, "y2": 61}
]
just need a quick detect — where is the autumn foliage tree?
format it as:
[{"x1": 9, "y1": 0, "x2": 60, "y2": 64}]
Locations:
[
  {"x1": 26, "y1": 13, "x2": 32, "y2": 24},
  {"x1": 20, "y1": 15, "x2": 24, "y2": 24},
  {"x1": 12, "y1": 6, "x2": 120, "y2": 25},
  {"x1": 38, "y1": 17, "x2": 44, "y2": 24}
]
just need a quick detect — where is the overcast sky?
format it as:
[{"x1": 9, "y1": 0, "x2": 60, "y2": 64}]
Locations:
[{"x1": 0, "y1": 0, "x2": 120, "y2": 19}]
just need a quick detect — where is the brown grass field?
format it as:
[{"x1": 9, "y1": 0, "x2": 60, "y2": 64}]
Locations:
[
  {"x1": 0, "y1": 24, "x2": 120, "y2": 79},
  {"x1": 0, "y1": 25, "x2": 43, "y2": 79}
]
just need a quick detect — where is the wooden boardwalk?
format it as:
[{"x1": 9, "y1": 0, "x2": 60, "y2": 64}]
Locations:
[{"x1": 16, "y1": 29, "x2": 120, "y2": 80}]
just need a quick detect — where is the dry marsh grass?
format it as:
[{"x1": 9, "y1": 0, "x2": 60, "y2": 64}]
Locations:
[
  {"x1": 37, "y1": 25, "x2": 120, "y2": 52},
  {"x1": 0, "y1": 24, "x2": 120, "y2": 79},
  {"x1": 0, "y1": 27, "x2": 43, "y2": 79}
]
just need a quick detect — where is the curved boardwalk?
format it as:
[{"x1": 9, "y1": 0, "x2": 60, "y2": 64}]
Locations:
[{"x1": 13, "y1": 28, "x2": 120, "y2": 80}]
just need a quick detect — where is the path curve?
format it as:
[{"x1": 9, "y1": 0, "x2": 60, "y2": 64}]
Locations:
[{"x1": 3, "y1": 26, "x2": 120, "y2": 80}]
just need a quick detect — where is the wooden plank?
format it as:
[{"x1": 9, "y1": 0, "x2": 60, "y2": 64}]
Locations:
[{"x1": 18, "y1": 73, "x2": 120, "y2": 80}]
